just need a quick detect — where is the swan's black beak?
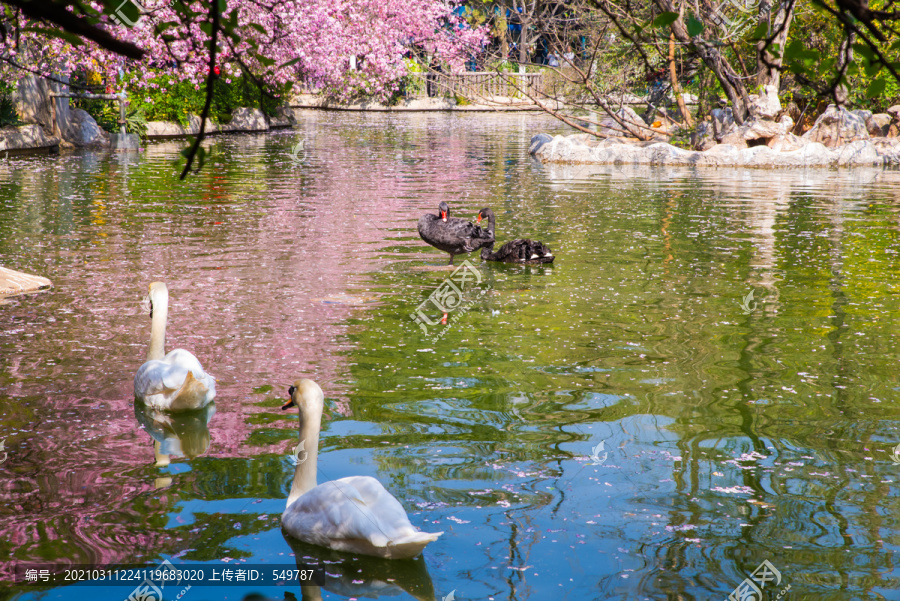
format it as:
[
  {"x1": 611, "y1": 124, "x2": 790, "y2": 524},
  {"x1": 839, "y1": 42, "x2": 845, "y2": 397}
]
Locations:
[{"x1": 282, "y1": 385, "x2": 297, "y2": 410}]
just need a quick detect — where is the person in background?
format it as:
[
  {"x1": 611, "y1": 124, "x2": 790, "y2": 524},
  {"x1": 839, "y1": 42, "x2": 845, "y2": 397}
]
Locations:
[{"x1": 427, "y1": 56, "x2": 443, "y2": 97}]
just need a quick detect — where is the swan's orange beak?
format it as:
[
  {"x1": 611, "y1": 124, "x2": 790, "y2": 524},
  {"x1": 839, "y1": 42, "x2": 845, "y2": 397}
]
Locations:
[
  {"x1": 281, "y1": 397, "x2": 296, "y2": 410},
  {"x1": 440, "y1": 211, "x2": 447, "y2": 222},
  {"x1": 477, "y1": 214, "x2": 482, "y2": 223}
]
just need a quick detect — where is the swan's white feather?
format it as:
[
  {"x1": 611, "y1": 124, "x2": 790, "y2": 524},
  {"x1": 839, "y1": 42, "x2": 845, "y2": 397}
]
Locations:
[
  {"x1": 134, "y1": 348, "x2": 215, "y2": 410},
  {"x1": 282, "y1": 475, "x2": 442, "y2": 559}
]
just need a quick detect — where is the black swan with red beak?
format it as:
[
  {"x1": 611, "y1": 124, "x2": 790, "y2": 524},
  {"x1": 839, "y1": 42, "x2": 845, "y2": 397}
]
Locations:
[
  {"x1": 417, "y1": 201, "x2": 494, "y2": 265},
  {"x1": 477, "y1": 208, "x2": 554, "y2": 264}
]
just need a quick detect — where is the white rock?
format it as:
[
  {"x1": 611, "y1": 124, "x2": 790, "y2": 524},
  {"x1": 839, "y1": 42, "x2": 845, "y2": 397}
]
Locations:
[
  {"x1": 0, "y1": 123, "x2": 60, "y2": 151},
  {"x1": 803, "y1": 105, "x2": 869, "y2": 147},
  {"x1": 63, "y1": 108, "x2": 109, "y2": 148},
  {"x1": 711, "y1": 107, "x2": 736, "y2": 141},
  {"x1": 221, "y1": 107, "x2": 268, "y2": 132},
  {"x1": 748, "y1": 84, "x2": 782, "y2": 119},
  {"x1": 836, "y1": 140, "x2": 881, "y2": 166},
  {"x1": 766, "y1": 133, "x2": 807, "y2": 153}
]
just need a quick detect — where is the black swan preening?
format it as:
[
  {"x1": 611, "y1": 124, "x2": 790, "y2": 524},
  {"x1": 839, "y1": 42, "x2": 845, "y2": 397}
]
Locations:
[
  {"x1": 417, "y1": 201, "x2": 494, "y2": 265},
  {"x1": 477, "y1": 208, "x2": 554, "y2": 265}
]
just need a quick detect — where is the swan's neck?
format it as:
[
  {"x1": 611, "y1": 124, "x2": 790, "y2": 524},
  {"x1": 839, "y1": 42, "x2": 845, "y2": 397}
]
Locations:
[
  {"x1": 148, "y1": 293, "x2": 168, "y2": 361},
  {"x1": 286, "y1": 411, "x2": 321, "y2": 509},
  {"x1": 486, "y1": 211, "x2": 496, "y2": 237}
]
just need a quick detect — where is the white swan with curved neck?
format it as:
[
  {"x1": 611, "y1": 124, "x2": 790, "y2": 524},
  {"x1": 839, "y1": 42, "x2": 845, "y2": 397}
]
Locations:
[
  {"x1": 281, "y1": 379, "x2": 442, "y2": 559},
  {"x1": 134, "y1": 282, "x2": 216, "y2": 411}
]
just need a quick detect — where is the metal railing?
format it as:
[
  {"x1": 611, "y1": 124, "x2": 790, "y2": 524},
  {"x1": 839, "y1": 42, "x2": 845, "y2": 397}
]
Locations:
[{"x1": 407, "y1": 71, "x2": 547, "y2": 101}]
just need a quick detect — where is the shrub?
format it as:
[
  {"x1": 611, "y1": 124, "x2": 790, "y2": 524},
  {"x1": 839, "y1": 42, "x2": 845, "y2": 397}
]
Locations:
[
  {"x1": 0, "y1": 82, "x2": 21, "y2": 127},
  {"x1": 73, "y1": 70, "x2": 291, "y2": 131}
]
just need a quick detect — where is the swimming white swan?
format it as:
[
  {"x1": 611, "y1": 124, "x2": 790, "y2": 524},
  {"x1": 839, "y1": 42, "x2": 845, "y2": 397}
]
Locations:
[
  {"x1": 133, "y1": 282, "x2": 216, "y2": 411},
  {"x1": 281, "y1": 379, "x2": 442, "y2": 559}
]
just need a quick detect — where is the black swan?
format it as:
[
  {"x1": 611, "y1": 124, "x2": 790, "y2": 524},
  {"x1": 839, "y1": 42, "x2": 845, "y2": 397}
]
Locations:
[
  {"x1": 417, "y1": 201, "x2": 494, "y2": 265},
  {"x1": 477, "y1": 208, "x2": 554, "y2": 265}
]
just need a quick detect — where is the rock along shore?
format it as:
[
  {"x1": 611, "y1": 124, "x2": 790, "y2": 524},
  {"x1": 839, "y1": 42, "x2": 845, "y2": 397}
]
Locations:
[
  {"x1": 146, "y1": 107, "x2": 296, "y2": 139},
  {"x1": 0, "y1": 266, "x2": 51, "y2": 297},
  {"x1": 529, "y1": 133, "x2": 900, "y2": 169},
  {"x1": 531, "y1": 99, "x2": 900, "y2": 169}
]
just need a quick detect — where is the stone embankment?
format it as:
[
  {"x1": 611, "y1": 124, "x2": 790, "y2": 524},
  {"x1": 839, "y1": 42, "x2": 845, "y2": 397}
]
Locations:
[
  {"x1": 0, "y1": 266, "x2": 51, "y2": 297},
  {"x1": 145, "y1": 107, "x2": 296, "y2": 138},
  {"x1": 9, "y1": 75, "x2": 297, "y2": 150},
  {"x1": 532, "y1": 86, "x2": 900, "y2": 169}
]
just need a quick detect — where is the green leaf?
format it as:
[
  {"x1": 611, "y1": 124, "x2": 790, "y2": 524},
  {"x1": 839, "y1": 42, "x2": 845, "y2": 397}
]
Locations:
[
  {"x1": 783, "y1": 39, "x2": 803, "y2": 61},
  {"x1": 246, "y1": 22, "x2": 267, "y2": 35},
  {"x1": 866, "y1": 77, "x2": 886, "y2": 98},
  {"x1": 864, "y1": 60, "x2": 882, "y2": 77},
  {"x1": 818, "y1": 57, "x2": 836, "y2": 75},
  {"x1": 278, "y1": 57, "x2": 303, "y2": 69},
  {"x1": 651, "y1": 12, "x2": 678, "y2": 28},
  {"x1": 686, "y1": 16, "x2": 704, "y2": 37},
  {"x1": 748, "y1": 22, "x2": 768, "y2": 41},
  {"x1": 171, "y1": 2, "x2": 198, "y2": 18},
  {"x1": 200, "y1": 21, "x2": 212, "y2": 36},
  {"x1": 853, "y1": 43, "x2": 875, "y2": 63},
  {"x1": 256, "y1": 55, "x2": 275, "y2": 67}
]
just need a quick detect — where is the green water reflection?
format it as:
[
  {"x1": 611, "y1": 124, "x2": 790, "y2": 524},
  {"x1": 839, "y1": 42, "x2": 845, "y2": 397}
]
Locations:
[{"x1": 0, "y1": 112, "x2": 898, "y2": 600}]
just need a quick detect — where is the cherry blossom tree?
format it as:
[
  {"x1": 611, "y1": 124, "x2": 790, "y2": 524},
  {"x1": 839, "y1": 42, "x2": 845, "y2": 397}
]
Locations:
[
  {"x1": 0, "y1": 0, "x2": 487, "y2": 174},
  {"x1": 1, "y1": 0, "x2": 487, "y2": 97}
]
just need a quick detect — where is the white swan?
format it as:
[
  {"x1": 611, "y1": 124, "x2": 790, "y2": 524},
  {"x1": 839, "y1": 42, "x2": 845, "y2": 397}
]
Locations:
[
  {"x1": 281, "y1": 379, "x2": 442, "y2": 559},
  {"x1": 134, "y1": 282, "x2": 216, "y2": 411}
]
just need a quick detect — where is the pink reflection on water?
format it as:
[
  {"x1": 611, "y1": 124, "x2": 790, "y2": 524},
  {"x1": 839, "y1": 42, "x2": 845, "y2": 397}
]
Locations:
[{"x1": 0, "y1": 115, "x2": 507, "y2": 579}]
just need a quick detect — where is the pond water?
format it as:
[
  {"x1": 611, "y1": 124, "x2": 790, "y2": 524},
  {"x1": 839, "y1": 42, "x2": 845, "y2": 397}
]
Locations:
[{"x1": 1, "y1": 111, "x2": 899, "y2": 601}]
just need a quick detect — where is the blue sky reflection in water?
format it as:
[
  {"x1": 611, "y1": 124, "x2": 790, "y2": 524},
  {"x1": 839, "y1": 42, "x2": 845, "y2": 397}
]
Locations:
[{"x1": 0, "y1": 111, "x2": 899, "y2": 600}]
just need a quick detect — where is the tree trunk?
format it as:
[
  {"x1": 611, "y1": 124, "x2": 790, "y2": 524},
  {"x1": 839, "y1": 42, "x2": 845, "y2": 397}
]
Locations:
[
  {"x1": 498, "y1": 14, "x2": 509, "y2": 60},
  {"x1": 669, "y1": 33, "x2": 693, "y2": 126},
  {"x1": 519, "y1": 17, "x2": 529, "y2": 64},
  {"x1": 654, "y1": 0, "x2": 750, "y2": 124},
  {"x1": 756, "y1": 0, "x2": 795, "y2": 89},
  {"x1": 835, "y1": 31, "x2": 855, "y2": 106}
]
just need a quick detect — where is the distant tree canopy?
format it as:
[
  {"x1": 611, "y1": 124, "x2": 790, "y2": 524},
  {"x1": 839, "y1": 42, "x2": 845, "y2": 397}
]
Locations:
[
  {"x1": 5, "y1": 0, "x2": 900, "y2": 145},
  {"x1": 456, "y1": 1, "x2": 900, "y2": 130}
]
